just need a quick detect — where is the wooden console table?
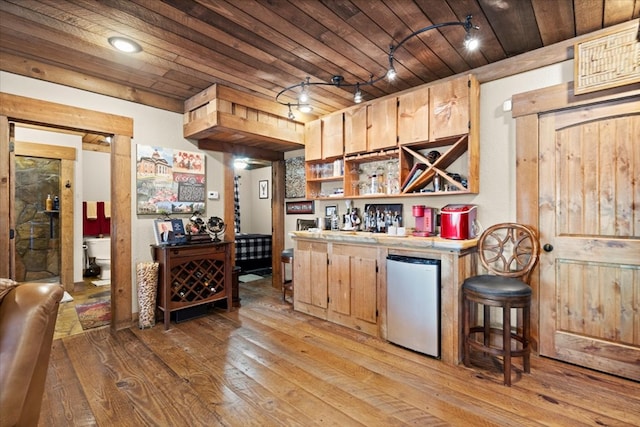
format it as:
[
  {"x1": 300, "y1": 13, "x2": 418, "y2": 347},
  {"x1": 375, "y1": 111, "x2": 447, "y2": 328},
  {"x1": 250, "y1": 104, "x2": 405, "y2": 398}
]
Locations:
[{"x1": 152, "y1": 241, "x2": 232, "y2": 330}]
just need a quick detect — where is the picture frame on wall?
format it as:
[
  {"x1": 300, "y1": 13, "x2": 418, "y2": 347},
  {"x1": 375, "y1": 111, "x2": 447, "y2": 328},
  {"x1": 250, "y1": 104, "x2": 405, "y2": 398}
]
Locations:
[
  {"x1": 325, "y1": 205, "x2": 337, "y2": 217},
  {"x1": 259, "y1": 180, "x2": 269, "y2": 199},
  {"x1": 286, "y1": 200, "x2": 314, "y2": 215}
]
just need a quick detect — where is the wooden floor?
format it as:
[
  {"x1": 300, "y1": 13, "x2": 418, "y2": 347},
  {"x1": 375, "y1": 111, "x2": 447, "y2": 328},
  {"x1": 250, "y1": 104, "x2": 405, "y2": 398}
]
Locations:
[{"x1": 40, "y1": 278, "x2": 640, "y2": 426}]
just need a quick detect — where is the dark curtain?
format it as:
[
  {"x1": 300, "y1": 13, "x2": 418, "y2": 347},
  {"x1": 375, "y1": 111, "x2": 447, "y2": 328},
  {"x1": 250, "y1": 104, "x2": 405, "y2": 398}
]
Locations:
[{"x1": 234, "y1": 175, "x2": 241, "y2": 233}]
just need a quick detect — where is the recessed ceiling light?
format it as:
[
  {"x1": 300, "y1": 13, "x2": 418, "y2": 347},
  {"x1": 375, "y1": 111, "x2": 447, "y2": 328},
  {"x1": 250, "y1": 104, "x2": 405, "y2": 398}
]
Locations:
[{"x1": 108, "y1": 36, "x2": 142, "y2": 53}]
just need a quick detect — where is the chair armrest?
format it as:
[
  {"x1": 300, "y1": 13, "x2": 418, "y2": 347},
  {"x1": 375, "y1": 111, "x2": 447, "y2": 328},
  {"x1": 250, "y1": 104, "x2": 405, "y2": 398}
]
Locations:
[{"x1": 0, "y1": 282, "x2": 63, "y2": 427}]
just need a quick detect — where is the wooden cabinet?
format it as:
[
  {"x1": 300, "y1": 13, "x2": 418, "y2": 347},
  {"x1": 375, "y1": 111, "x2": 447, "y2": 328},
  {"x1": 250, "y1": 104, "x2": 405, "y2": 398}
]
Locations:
[
  {"x1": 153, "y1": 242, "x2": 232, "y2": 330},
  {"x1": 345, "y1": 97, "x2": 397, "y2": 155},
  {"x1": 368, "y1": 97, "x2": 398, "y2": 151},
  {"x1": 293, "y1": 240, "x2": 328, "y2": 318},
  {"x1": 430, "y1": 75, "x2": 475, "y2": 140},
  {"x1": 327, "y1": 244, "x2": 378, "y2": 336},
  {"x1": 294, "y1": 240, "x2": 379, "y2": 336},
  {"x1": 322, "y1": 113, "x2": 344, "y2": 158},
  {"x1": 397, "y1": 85, "x2": 430, "y2": 145},
  {"x1": 304, "y1": 113, "x2": 344, "y2": 161},
  {"x1": 344, "y1": 104, "x2": 368, "y2": 154},
  {"x1": 304, "y1": 119, "x2": 322, "y2": 161},
  {"x1": 306, "y1": 74, "x2": 479, "y2": 199}
]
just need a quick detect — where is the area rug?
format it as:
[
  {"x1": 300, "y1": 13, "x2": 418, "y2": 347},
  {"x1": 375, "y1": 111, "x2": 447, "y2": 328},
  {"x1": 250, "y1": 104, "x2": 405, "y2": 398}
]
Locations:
[
  {"x1": 238, "y1": 273, "x2": 263, "y2": 283},
  {"x1": 92, "y1": 279, "x2": 111, "y2": 287},
  {"x1": 75, "y1": 300, "x2": 111, "y2": 330}
]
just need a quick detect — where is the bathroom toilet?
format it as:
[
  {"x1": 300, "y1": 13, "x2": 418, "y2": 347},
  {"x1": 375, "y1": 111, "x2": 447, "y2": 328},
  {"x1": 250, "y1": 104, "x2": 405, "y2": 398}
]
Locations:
[{"x1": 85, "y1": 237, "x2": 111, "y2": 280}]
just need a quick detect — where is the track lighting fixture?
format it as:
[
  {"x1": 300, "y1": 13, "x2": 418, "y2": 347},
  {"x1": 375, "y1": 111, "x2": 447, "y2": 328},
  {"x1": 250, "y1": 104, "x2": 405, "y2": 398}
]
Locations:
[{"x1": 276, "y1": 15, "x2": 479, "y2": 118}]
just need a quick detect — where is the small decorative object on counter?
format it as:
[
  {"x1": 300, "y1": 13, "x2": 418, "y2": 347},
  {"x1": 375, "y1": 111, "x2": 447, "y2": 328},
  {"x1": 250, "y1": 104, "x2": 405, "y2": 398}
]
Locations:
[
  {"x1": 137, "y1": 261, "x2": 159, "y2": 329},
  {"x1": 206, "y1": 216, "x2": 226, "y2": 242}
]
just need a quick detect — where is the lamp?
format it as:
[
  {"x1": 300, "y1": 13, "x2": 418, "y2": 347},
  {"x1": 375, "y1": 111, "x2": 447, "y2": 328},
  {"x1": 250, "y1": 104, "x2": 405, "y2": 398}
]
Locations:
[
  {"x1": 233, "y1": 158, "x2": 248, "y2": 170},
  {"x1": 108, "y1": 36, "x2": 142, "y2": 53},
  {"x1": 276, "y1": 15, "x2": 479, "y2": 117}
]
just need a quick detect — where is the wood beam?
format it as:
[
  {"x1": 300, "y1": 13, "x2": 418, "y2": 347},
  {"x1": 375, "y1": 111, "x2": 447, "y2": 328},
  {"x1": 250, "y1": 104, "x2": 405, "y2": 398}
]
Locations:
[
  {"x1": 0, "y1": 93, "x2": 134, "y2": 137},
  {"x1": 197, "y1": 139, "x2": 285, "y2": 161}
]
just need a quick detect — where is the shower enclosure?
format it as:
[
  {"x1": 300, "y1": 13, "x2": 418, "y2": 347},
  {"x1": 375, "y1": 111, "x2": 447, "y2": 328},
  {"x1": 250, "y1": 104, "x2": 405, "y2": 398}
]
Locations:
[{"x1": 14, "y1": 156, "x2": 61, "y2": 282}]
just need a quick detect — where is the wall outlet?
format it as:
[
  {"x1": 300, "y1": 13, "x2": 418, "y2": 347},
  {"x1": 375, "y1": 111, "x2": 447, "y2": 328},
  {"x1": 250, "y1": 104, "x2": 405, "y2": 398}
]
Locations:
[{"x1": 207, "y1": 191, "x2": 219, "y2": 200}]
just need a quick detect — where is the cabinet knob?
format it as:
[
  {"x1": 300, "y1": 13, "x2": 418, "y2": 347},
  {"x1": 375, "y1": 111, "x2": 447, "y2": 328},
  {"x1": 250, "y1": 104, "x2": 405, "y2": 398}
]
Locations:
[{"x1": 543, "y1": 243, "x2": 553, "y2": 252}]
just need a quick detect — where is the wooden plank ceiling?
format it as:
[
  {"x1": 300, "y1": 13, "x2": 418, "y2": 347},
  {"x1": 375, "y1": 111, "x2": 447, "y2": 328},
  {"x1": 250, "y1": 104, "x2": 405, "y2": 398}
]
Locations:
[{"x1": 1, "y1": 0, "x2": 638, "y2": 146}]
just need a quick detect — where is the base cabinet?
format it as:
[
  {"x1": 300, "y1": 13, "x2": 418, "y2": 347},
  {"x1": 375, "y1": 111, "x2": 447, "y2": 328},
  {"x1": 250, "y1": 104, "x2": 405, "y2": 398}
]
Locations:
[
  {"x1": 293, "y1": 240, "x2": 328, "y2": 318},
  {"x1": 294, "y1": 241, "x2": 379, "y2": 336},
  {"x1": 328, "y1": 244, "x2": 378, "y2": 336},
  {"x1": 153, "y1": 242, "x2": 232, "y2": 330}
]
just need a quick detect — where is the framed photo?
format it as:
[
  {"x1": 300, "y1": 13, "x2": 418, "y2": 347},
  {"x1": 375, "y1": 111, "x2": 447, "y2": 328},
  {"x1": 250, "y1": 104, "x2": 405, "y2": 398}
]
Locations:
[
  {"x1": 325, "y1": 205, "x2": 337, "y2": 217},
  {"x1": 286, "y1": 200, "x2": 314, "y2": 215},
  {"x1": 259, "y1": 180, "x2": 269, "y2": 199},
  {"x1": 153, "y1": 218, "x2": 187, "y2": 245}
]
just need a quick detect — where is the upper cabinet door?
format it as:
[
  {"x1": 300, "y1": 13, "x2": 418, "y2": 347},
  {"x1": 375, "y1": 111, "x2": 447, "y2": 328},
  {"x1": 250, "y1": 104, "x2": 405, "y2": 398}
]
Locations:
[
  {"x1": 344, "y1": 104, "x2": 368, "y2": 155},
  {"x1": 398, "y1": 85, "x2": 430, "y2": 145},
  {"x1": 322, "y1": 113, "x2": 344, "y2": 159},
  {"x1": 430, "y1": 75, "x2": 471, "y2": 140},
  {"x1": 368, "y1": 97, "x2": 397, "y2": 151},
  {"x1": 305, "y1": 118, "x2": 322, "y2": 161}
]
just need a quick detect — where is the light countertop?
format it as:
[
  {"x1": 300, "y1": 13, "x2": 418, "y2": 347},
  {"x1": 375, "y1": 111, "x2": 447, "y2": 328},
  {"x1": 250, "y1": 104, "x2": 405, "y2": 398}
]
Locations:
[{"x1": 290, "y1": 230, "x2": 478, "y2": 251}]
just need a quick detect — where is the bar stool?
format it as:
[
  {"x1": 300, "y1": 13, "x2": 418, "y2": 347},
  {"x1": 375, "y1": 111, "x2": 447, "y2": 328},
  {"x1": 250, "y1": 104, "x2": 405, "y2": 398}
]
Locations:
[
  {"x1": 281, "y1": 248, "x2": 294, "y2": 302},
  {"x1": 462, "y1": 223, "x2": 540, "y2": 386}
]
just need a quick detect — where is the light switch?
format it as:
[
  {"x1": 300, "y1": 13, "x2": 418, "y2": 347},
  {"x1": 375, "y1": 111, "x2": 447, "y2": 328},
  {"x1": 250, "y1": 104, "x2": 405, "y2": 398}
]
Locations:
[{"x1": 207, "y1": 191, "x2": 219, "y2": 200}]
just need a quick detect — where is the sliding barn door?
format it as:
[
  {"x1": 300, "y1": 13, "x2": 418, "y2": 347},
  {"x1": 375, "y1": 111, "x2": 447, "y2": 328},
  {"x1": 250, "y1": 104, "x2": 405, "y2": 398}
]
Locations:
[{"x1": 538, "y1": 97, "x2": 640, "y2": 380}]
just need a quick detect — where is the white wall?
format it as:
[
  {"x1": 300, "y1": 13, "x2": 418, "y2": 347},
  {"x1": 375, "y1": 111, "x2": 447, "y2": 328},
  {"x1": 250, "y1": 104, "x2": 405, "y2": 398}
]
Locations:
[
  {"x1": 82, "y1": 151, "x2": 111, "y2": 201},
  {"x1": 234, "y1": 166, "x2": 272, "y2": 235}
]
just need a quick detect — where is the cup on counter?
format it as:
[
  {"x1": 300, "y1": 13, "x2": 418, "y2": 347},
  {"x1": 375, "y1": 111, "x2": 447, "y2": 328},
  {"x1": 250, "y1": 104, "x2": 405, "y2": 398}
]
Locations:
[
  {"x1": 387, "y1": 226, "x2": 397, "y2": 236},
  {"x1": 397, "y1": 227, "x2": 406, "y2": 236}
]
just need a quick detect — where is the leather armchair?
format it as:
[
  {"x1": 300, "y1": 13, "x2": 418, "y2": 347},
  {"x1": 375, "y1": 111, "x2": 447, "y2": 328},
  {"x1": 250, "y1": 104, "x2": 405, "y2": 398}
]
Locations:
[{"x1": 0, "y1": 282, "x2": 63, "y2": 427}]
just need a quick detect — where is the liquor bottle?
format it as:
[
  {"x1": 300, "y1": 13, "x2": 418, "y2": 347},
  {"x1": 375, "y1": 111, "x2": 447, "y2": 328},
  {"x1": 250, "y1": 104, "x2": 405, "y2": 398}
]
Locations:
[
  {"x1": 45, "y1": 194, "x2": 53, "y2": 211},
  {"x1": 53, "y1": 195, "x2": 60, "y2": 210}
]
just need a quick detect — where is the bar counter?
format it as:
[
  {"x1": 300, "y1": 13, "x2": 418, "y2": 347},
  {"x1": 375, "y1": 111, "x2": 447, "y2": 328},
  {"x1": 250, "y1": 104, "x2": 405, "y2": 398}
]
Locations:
[{"x1": 291, "y1": 230, "x2": 479, "y2": 365}]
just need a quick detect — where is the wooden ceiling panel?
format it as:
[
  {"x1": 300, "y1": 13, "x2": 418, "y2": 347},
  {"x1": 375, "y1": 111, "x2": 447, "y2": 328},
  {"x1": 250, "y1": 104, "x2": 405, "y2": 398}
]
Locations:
[
  {"x1": 1, "y1": 0, "x2": 637, "y2": 127},
  {"x1": 532, "y1": 0, "x2": 576, "y2": 46}
]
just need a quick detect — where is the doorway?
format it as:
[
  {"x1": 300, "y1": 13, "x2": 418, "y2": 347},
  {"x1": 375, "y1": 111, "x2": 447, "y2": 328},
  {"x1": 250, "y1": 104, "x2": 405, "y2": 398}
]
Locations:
[
  {"x1": 1, "y1": 92, "x2": 133, "y2": 330},
  {"x1": 514, "y1": 84, "x2": 640, "y2": 381}
]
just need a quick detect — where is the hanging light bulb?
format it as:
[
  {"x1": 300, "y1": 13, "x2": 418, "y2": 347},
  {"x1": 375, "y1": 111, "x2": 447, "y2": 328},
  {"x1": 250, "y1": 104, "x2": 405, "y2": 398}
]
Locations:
[
  {"x1": 298, "y1": 77, "x2": 310, "y2": 103},
  {"x1": 353, "y1": 83, "x2": 363, "y2": 103},
  {"x1": 298, "y1": 104, "x2": 313, "y2": 113},
  {"x1": 386, "y1": 54, "x2": 397, "y2": 81},
  {"x1": 386, "y1": 66, "x2": 397, "y2": 81},
  {"x1": 287, "y1": 104, "x2": 295, "y2": 120},
  {"x1": 464, "y1": 32, "x2": 479, "y2": 50}
]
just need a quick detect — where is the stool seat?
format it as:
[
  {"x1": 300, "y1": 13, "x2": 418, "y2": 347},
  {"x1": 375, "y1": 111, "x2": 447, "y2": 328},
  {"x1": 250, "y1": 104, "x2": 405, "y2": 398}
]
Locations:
[
  {"x1": 463, "y1": 275, "x2": 532, "y2": 297},
  {"x1": 281, "y1": 248, "x2": 294, "y2": 259}
]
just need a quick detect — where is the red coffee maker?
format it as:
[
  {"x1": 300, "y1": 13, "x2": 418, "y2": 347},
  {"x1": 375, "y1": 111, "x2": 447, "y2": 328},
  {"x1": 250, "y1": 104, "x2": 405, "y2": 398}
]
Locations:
[{"x1": 412, "y1": 205, "x2": 436, "y2": 237}]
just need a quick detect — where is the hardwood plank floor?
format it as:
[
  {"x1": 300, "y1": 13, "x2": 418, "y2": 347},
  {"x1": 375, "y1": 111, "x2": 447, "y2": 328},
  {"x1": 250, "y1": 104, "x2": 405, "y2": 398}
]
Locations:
[{"x1": 40, "y1": 278, "x2": 640, "y2": 426}]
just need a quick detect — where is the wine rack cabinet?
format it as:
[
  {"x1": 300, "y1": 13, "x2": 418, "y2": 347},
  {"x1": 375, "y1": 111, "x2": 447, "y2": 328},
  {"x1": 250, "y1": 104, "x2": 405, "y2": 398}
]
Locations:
[{"x1": 153, "y1": 241, "x2": 232, "y2": 330}]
